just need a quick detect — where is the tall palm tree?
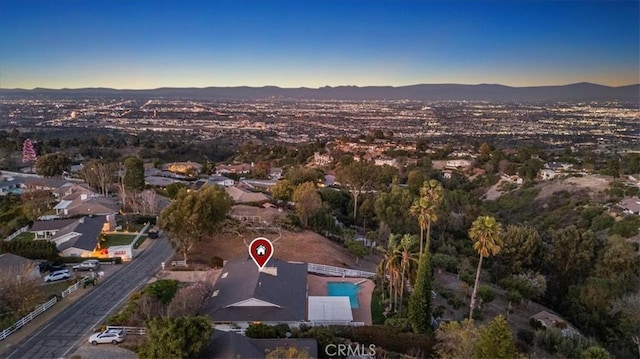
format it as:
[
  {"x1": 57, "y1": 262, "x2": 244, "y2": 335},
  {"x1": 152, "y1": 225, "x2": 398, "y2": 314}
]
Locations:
[
  {"x1": 397, "y1": 234, "x2": 419, "y2": 312},
  {"x1": 410, "y1": 180, "x2": 443, "y2": 256},
  {"x1": 468, "y1": 215, "x2": 504, "y2": 319},
  {"x1": 377, "y1": 234, "x2": 402, "y2": 311}
]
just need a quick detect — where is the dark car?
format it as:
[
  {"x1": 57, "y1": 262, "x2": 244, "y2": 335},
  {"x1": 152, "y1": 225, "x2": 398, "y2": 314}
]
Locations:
[{"x1": 38, "y1": 262, "x2": 67, "y2": 273}]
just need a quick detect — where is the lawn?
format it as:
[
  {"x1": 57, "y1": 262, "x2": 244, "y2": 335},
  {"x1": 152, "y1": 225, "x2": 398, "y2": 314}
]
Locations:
[
  {"x1": 13, "y1": 231, "x2": 35, "y2": 241},
  {"x1": 102, "y1": 233, "x2": 137, "y2": 247},
  {"x1": 41, "y1": 280, "x2": 73, "y2": 299}
]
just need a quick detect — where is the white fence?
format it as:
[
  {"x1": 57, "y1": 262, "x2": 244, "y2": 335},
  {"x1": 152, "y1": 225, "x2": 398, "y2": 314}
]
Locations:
[
  {"x1": 3, "y1": 225, "x2": 29, "y2": 241},
  {"x1": 105, "y1": 326, "x2": 146, "y2": 335},
  {"x1": 171, "y1": 260, "x2": 188, "y2": 267},
  {"x1": 131, "y1": 223, "x2": 151, "y2": 248},
  {"x1": 0, "y1": 297, "x2": 57, "y2": 341},
  {"x1": 307, "y1": 263, "x2": 375, "y2": 278},
  {"x1": 61, "y1": 282, "x2": 81, "y2": 298},
  {"x1": 308, "y1": 321, "x2": 365, "y2": 327}
]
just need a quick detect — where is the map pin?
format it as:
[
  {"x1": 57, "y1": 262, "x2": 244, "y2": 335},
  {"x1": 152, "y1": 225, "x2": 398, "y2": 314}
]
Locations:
[{"x1": 249, "y1": 237, "x2": 274, "y2": 270}]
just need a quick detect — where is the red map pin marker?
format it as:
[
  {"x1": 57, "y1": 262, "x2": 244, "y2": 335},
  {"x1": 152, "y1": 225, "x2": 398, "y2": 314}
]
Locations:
[{"x1": 249, "y1": 237, "x2": 274, "y2": 270}]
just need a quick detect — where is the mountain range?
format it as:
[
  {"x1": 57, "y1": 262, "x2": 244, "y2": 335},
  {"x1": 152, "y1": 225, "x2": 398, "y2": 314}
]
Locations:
[{"x1": 0, "y1": 82, "x2": 638, "y2": 102}]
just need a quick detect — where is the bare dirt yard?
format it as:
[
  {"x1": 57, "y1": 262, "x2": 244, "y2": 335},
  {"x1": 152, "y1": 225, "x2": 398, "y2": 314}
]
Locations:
[
  {"x1": 184, "y1": 229, "x2": 380, "y2": 272},
  {"x1": 535, "y1": 174, "x2": 613, "y2": 201}
]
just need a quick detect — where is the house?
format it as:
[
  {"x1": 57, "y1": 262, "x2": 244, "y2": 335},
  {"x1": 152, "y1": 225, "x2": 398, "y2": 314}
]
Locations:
[
  {"x1": 54, "y1": 215, "x2": 109, "y2": 257},
  {"x1": 617, "y1": 197, "x2": 640, "y2": 215},
  {"x1": 216, "y1": 163, "x2": 252, "y2": 175},
  {"x1": 225, "y1": 186, "x2": 270, "y2": 204},
  {"x1": 0, "y1": 253, "x2": 41, "y2": 280},
  {"x1": 0, "y1": 176, "x2": 23, "y2": 196},
  {"x1": 208, "y1": 175, "x2": 235, "y2": 187},
  {"x1": 53, "y1": 191, "x2": 119, "y2": 217},
  {"x1": 530, "y1": 311, "x2": 580, "y2": 337},
  {"x1": 374, "y1": 157, "x2": 397, "y2": 167},
  {"x1": 200, "y1": 258, "x2": 308, "y2": 330},
  {"x1": 269, "y1": 167, "x2": 283, "y2": 180},
  {"x1": 444, "y1": 159, "x2": 472, "y2": 170},
  {"x1": 202, "y1": 330, "x2": 318, "y2": 359},
  {"x1": 313, "y1": 152, "x2": 333, "y2": 166},
  {"x1": 539, "y1": 169, "x2": 560, "y2": 180},
  {"x1": 163, "y1": 161, "x2": 202, "y2": 176},
  {"x1": 30, "y1": 218, "x2": 79, "y2": 239},
  {"x1": 31, "y1": 215, "x2": 112, "y2": 257}
]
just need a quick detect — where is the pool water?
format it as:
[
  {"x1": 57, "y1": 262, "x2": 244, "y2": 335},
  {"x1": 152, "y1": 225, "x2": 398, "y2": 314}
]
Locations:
[{"x1": 327, "y1": 282, "x2": 360, "y2": 308}]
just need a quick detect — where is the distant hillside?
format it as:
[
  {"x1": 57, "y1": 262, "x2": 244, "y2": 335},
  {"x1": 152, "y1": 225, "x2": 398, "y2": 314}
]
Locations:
[{"x1": 0, "y1": 82, "x2": 638, "y2": 102}]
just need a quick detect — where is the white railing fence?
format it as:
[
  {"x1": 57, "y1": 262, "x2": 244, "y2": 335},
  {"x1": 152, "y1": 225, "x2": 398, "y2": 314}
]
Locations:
[
  {"x1": 3, "y1": 225, "x2": 30, "y2": 241},
  {"x1": 307, "y1": 263, "x2": 375, "y2": 278},
  {"x1": 61, "y1": 282, "x2": 81, "y2": 298},
  {"x1": 131, "y1": 223, "x2": 151, "y2": 248},
  {"x1": 105, "y1": 326, "x2": 146, "y2": 335},
  {"x1": 0, "y1": 297, "x2": 57, "y2": 341},
  {"x1": 307, "y1": 321, "x2": 365, "y2": 327}
]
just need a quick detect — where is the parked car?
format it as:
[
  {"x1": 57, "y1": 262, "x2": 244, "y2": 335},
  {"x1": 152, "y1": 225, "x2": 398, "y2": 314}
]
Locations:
[
  {"x1": 148, "y1": 226, "x2": 159, "y2": 239},
  {"x1": 88, "y1": 328, "x2": 125, "y2": 345},
  {"x1": 43, "y1": 269, "x2": 70, "y2": 282},
  {"x1": 72, "y1": 259, "x2": 101, "y2": 272},
  {"x1": 38, "y1": 262, "x2": 66, "y2": 273}
]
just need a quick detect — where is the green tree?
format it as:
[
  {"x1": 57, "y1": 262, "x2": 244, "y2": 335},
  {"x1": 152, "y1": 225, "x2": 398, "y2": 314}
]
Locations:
[
  {"x1": 245, "y1": 323, "x2": 277, "y2": 338},
  {"x1": 397, "y1": 234, "x2": 419, "y2": 311},
  {"x1": 469, "y1": 215, "x2": 503, "y2": 319},
  {"x1": 123, "y1": 156, "x2": 145, "y2": 191},
  {"x1": 159, "y1": 186, "x2": 233, "y2": 262},
  {"x1": 374, "y1": 184, "x2": 417, "y2": 234},
  {"x1": 266, "y1": 346, "x2": 311, "y2": 359},
  {"x1": 472, "y1": 315, "x2": 517, "y2": 359},
  {"x1": 407, "y1": 169, "x2": 425, "y2": 195},
  {"x1": 498, "y1": 225, "x2": 541, "y2": 274},
  {"x1": 272, "y1": 179, "x2": 295, "y2": 202},
  {"x1": 345, "y1": 239, "x2": 368, "y2": 265},
  {"x1": 336, "y1": 160, "x2": 377, "y2": 219},
  {"x1": 285, "y1": 167, "x2": 323, "y2": 186},
  {"x1": 35, "y1": 152, "x2": 70, "y2": 177},
  {"x1": 408, "y1": 251, "x2": 433, "y2": 334},
  {"x1": 20, "y1": 189, "x2": 52, "y2": 221},
  {"x1": 377, "y1": 234, "x2": 402, "y2": 312},
  {"x1": 410, "y1": 180, "x2": 443, "y2": 256},
  {"x1": 435, "y1": 319, "x2": 479, "y2": 359},
  {"x1": 292, "y1": 182, "x2": 322, "y2": 228},
  {"x1": 138, "y1": 316, "x2": 213, "y2": 359},
  {"x1": 165, "y1": 183, "x2": 186, "y2": 199},
  {"x1": 582, "y1": 346, "x2": 613, "y2": 359}
]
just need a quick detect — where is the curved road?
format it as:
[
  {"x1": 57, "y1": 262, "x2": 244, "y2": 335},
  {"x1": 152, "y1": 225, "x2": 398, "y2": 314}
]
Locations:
[{"x1": 6, "y1": 237, "x2": 174, "y2": 359}]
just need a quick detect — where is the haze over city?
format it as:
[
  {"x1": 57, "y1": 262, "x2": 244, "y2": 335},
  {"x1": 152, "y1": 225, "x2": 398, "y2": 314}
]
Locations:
[{"x1": 1, "y1": 0, "x2": 638, "y2": 89}]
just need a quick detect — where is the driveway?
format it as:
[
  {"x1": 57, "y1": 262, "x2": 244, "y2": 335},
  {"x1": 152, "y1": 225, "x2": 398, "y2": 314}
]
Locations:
[{"x1": 4, "y1": 237, "x2": 174, "y2": 359}]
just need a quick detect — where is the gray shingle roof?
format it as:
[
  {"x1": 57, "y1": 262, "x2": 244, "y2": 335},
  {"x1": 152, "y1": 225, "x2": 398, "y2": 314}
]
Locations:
[
  {"x1": 50, "y1": 215, "x2": 106, "y2": 251},
  {"x1": 201, "y1": 258, "x2": 308, "y2": 322},
  {"x1": 200, "y1": 330, "x2": 318, "y2": 359},
  {"x1": 30, "y1": 218, "x2": 78, "y2": 232}
]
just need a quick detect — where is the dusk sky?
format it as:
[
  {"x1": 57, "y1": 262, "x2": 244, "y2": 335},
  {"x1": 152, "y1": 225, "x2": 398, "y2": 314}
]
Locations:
[{"x1": 0, "y1": 0, "x2": 638, "y2": 89}]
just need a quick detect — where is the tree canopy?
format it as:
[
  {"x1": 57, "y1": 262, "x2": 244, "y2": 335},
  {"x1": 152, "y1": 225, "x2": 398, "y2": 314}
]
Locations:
[
  {"x1": 159, "y1": 186, "x2": 233, "y2": 261},
  {"x1": 138, "y1": 316, "x2": 213, "y2": 359},
  {"x1": 35, "y1": 152, "x2": 70, "y2": 177}
]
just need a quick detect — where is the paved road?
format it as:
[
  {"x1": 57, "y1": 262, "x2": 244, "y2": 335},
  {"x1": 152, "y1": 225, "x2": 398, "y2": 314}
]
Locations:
[{"x1": 6, "y1": 237, "x2": 174, "y2": 359}]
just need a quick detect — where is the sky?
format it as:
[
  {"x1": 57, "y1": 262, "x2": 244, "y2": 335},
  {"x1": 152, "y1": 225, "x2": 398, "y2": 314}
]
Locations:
[{"x1": 0, "y1": 0, "x2": 638, "y2": 89}]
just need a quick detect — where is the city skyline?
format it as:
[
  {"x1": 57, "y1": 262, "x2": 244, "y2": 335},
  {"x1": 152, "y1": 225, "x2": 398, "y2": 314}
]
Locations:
[{"x1": 1, "y1": 0, "x2": 638, "y2": 90}]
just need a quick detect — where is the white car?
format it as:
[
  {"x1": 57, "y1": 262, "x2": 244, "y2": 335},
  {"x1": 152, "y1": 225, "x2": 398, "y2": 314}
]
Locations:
[
  {"x1": 43, "y1": 269, "x2": 70, "y2": 282},
  {"x1": 88, "y1": 329, "x2": 125, "y2": 345}
]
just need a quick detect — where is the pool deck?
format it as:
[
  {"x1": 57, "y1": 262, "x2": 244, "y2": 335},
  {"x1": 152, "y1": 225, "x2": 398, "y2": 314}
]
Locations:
[{"x1": 307, "y1": 274, "x2": 375, "y2": 325}]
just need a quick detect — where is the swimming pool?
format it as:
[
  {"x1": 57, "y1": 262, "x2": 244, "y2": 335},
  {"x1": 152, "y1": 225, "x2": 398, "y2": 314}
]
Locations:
[{"x1": 327, "y1": 282, "x2": 360, "y2": 308}]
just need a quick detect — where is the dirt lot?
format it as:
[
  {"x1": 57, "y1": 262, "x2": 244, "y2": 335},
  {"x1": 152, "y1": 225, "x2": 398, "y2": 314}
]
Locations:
[
  {"x1": 535, "y1": 174, "x2": 613, "y2": 201},
  {"x1": 185, "y1": 229, "x2": 379, "y2": 272}
]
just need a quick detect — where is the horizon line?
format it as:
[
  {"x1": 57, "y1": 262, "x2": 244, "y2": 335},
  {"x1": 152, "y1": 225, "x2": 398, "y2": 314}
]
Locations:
[{"x1": 1, "y1": 81, "x2": 639, "y2": 91}]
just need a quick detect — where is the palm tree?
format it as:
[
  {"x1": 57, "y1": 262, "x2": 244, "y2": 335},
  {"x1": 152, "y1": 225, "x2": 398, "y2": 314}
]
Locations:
[
  {"x1": 377, "y1": 234, "x2": 402, "y2": 311},
  {"x1": 468, "y1": 215, "x2": 504, "y2": 319},
  {"x1": 410, "y1": 180, "x2": 443, "y2": 256},
  {"x1": 397, "y1": 234, "x2": 419, "y2": 312}
]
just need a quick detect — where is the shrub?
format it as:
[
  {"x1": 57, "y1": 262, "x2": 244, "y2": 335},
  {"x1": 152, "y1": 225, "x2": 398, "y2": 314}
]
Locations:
[
  {"x1": 343, "y1": 325, "x2": 435, "y2": 356},
  {"x1": 431, "y1": 253, "x2": 458, "y2": 272},
  {"x1": 517, "y1": 329, "x2": 535, "y2": 345},
  {"x1": 143, "y1": 280, "x2": 179, "y2": 305},
  {"x1": 272, "y1": 323, "x2": 291, "y2": 338},
  {"x1": 477, "y1": 285, "x2": 495, "y2": 304},
  {"x1": 245, "y1": 323, "x2": 277, "y2": 338},
  {"x1": 208, "y1": 256, "x2": 224, "y2": 268},
  {"x1": 384, "y1": 317, "x2": 412, "y2": 332}
]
